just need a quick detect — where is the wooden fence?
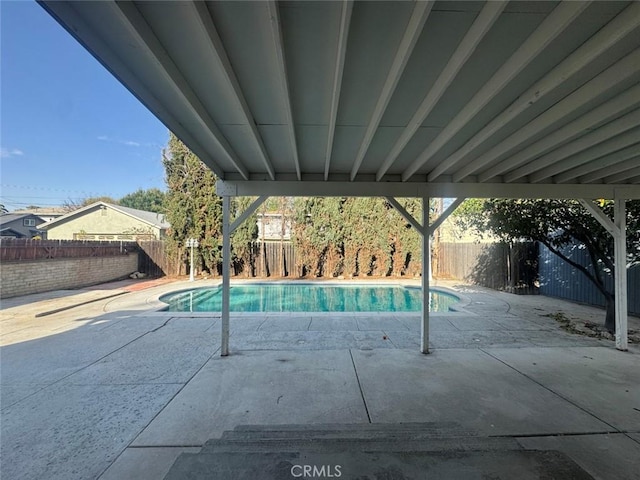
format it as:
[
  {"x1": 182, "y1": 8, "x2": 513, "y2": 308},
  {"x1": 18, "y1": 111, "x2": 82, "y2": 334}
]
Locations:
[
  {"x1": 0, "y1": 238, "x2": 134, "y2": 262},
  {"x1": 0, "y1": 238, "x2": 179, "y2": 278},
  {"x1": 133, "y1": 240, "x2": 298, "y2": 279},
  {"x1": 434, "y1": 241, "x2": 539, "y2": 293},
  {"x1": 135, "y1": 240, "x2": 181, "y2": 277},
  {"x1": 252, "y1": 241, "x2": 298, "y2": 278},
  {"x1": 2, "y1": 239, "x2": 540, "y2": 290}
]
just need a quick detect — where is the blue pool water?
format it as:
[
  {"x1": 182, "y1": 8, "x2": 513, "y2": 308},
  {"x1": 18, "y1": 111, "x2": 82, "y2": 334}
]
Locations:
[{"x1": 160, "y1": 284, "x2": 459, "y2": 313}]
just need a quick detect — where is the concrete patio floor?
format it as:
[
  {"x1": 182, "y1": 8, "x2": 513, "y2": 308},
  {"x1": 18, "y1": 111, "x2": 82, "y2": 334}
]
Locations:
[{"x1": 1, "y1": 279, "x2": 639, "y2": 479}]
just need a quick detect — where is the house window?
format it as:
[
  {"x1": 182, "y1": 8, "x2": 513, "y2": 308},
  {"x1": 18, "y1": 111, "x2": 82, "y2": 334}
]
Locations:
[{"x1": 23, "y1": 218, "x2": 36, "y2": 226}]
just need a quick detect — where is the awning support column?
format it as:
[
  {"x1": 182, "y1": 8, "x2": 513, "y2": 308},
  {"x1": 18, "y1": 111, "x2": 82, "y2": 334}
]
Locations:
[
  {"x1": 386, "y1": 196, "x2": 465, "y2": 354},
  {"x1": 614, "y1": 198, "x2": 628, "y2": 351},
  {"x1": 385, "y1": 196, "x2": 429, "y2": 353},
  {"x1": 221, "y1": 195, "x2": 231, "y2": 356},
  {"x1": 221, "y1": 195, "x2": 268, "y2": 357},
  {"x1": 579, "y1": 198, "x2": 628, "y2": 351},
  {"x1": 422, "y1": 196, "x2": 430, "y2": 354}
]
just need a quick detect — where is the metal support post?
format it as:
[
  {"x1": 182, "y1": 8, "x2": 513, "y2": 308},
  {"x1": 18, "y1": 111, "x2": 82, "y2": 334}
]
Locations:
[
  {"x1": 580, "y1": 198, "x2": 628, "y2": 351},
  {"x1": 221, "y1": 196, "x2": 231, "y2": 356},
  {"x1": 422, "y1": 197, "x2": 430, "y2": 354},
  {"x1": 614, "y1": 199, "x2": 628, "y2": 351}
]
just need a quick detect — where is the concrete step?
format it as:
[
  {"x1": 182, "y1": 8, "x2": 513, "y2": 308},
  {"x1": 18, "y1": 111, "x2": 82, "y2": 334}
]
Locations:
[
  {"x1": 219, "y1": 429, "x2": 478, "y2": 443},
  {"x1": 220, "y1": 422, "x2": 474, "y2": 442},
  {"x1": 165, "y1": 423, "x2": 593, "y2": 479},
  {"x1": 164, "y1": 449, "x2": 593, "y2": 480},
  {"x1": 231, "y1": 421, "x2": 463, "y2": 433},
  {"x1": 201, "y1": 435, "x2": 522, "y2": 454},
  {"x1": 203, "y1": 422, "x2": 519, "y2": 454}
]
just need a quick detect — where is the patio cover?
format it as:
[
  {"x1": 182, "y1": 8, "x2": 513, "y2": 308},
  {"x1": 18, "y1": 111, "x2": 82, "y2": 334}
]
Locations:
[{"x1": 41, "y1": 1, "x2": 640, "y2": 353}]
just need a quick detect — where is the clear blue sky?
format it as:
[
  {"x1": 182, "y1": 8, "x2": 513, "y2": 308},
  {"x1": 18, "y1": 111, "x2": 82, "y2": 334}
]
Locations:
[{"x1": 1, "y1": 1, "x2": 169, "y2": 211}]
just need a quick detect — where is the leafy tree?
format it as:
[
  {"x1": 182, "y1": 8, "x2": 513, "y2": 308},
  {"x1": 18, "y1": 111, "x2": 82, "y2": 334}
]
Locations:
[
  {"x1": 455, "y1": 198, "x2": 640, "y2": 332},
  {"x1": 293, "y1": 197, "x2": 344, "y2": 277},
  {"x1": 163, "y1": 132, "x2": 222, "y2": 275},
  {"x1": 388, "y1": 198, "x2": 423, "y2": 277},
  {"x1": 341, "y1": 197, "x2": 378, "y2": 277},
  {"x1": 292, "y1": 196, "x2": 424, "y2": 278},
  {"x1": 341, "y1": 197, "x2": 391, "y2": 277},
  {"x1": 231, "y1": 196, "x2": 259, "y2": 276},
  {"x1": 120, "y1": 188, "x2": 166, "y2": 213}
]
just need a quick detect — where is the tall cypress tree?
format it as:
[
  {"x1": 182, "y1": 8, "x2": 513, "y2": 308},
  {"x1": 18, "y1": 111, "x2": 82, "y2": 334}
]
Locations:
[
  {"x1": 163, "y1": 133, "x2": 222, "y2": 275},
  {"x1": 231, "y1": 196, "x2": 259, "y2": 276}
]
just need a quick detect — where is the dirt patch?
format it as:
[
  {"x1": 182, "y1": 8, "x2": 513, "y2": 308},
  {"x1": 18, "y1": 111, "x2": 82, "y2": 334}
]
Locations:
[{"x1": 545, "y1": 311, "x2": 640, "y2": 343}]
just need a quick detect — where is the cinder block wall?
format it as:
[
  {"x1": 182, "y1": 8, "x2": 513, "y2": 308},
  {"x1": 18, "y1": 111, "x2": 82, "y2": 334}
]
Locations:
[{"x1": 0, "y1": 253, "x2": 138, "y2": 298}]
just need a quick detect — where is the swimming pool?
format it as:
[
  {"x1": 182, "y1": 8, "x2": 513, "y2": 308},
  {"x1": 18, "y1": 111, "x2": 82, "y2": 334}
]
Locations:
[{"x1": 160, "y1": 284, "x2": 459, "y2": 313}]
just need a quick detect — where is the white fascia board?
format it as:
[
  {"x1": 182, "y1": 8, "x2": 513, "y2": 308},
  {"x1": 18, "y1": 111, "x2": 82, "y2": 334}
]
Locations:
[{"x1": 217, "y1": 180, "x2": 640, "y2": 199}]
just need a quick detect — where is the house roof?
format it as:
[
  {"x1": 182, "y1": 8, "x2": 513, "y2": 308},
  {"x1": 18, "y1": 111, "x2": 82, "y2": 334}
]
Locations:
[
  {"x1": 41, "y1": 1, "x2": 640, "y2": 200},
  {"x1": 110, "y1": 203, "x2": 171, "y2": 229},
  {"x1": 0, "y1": 227, "x2": 27, "y2": 238},
  {"x1": 1, "y1": 214, "x2": 28, "y2": 225},
  {"x1": 38, "y1": 202, "x2": 170, "y2": 230},
  {"x1": 12, "y1": 207, "x2": 67, "y2": 217},
  {"x1": 0, "y1": 213, "x2": 42, "y2": 226}
]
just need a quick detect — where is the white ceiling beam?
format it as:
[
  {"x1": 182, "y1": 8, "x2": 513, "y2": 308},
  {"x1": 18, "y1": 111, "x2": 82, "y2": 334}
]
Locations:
[
  {"x1": 450, "y1": 2, "x2": 640, "y2": 182},
  {"x1": 499, "y1": 88, "x2": 640, "y2": 183},
  {"x1": 375, "y1": 1, "x2": 505, "y2": 181},
  {"x1": 267, "y1": 1, "x2": 301, "y2": 180},
  {"x1": 349, "y1": 0, "x2": 434, "y2": 181},
  {"x1": 453, "y1": 48, "x2": 640, "y2": 183},
  {"x1": 192, "y1": 2, "x2": 275, "y2": 180},
  {"x1": 429, "y1": 4, "x2": 640, "y2": 180},
  {"x1": 532, "y1": 131, "x2": 640, "y2": 183},
  {"x1": 553, "y1": 141, "x2": 640, "y2": 183},
  {"x1": 580, "y1": 156, "x2": 640, "y2": 184},
  {"x1": 111, "y1": 1, "x2": 249, "y2": 180},
  {"x1": 217, "y1": 179, "x2": 640, "y2": 200},
  {"x1": 547, "y1": 140, "x2": 640, "y2": 184},
  {"x1": 603, "y1": 164, "x2": 640, "y2": 185},
  {"x1": 401, "y1": 1, "x2": 591, "y2": 182},
  {"x1": 604, "y1": 165, "x2": 640, "y2": 185},
  {"x1": 503, "y1": 107, "x2": 640, "y2": 183},
  {"x1": 324, "y1": 1, "x2": 353, "y2": 181},
  {"x1": 627, "y1": 175, "x2": 640, "y2": 184}
]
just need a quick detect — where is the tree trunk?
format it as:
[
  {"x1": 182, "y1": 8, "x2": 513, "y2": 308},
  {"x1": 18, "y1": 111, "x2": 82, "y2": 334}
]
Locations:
[{"x1": 541, "y1": 240, "x2": 617, "y2": 333}]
